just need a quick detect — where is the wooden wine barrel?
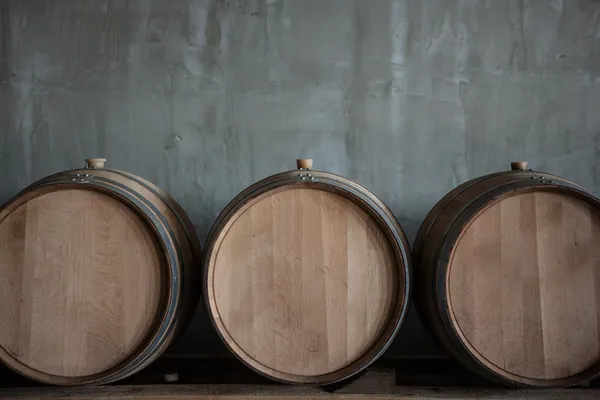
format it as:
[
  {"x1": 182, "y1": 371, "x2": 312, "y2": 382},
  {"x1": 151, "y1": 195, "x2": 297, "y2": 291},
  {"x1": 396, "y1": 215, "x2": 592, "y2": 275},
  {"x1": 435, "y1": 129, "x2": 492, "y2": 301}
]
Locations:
[
  {"x1": 203, "y1": 159, "x2": 412, "y2": 385},
  {"x1": 0, "y1": 158, "x2": 202, "y2": 385},
  {"x1": 413, "y1": 161, "x2": 600, "y2": 387}
]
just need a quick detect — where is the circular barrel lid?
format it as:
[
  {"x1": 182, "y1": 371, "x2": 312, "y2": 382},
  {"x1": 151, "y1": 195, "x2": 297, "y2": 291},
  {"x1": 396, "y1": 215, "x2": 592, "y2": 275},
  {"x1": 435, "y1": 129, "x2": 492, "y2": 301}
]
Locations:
[
  {"x1": 447, "y1": 186, "x2": 600, "y2": 382},
  {"x1": 205, "y1": 159, "x2": 410, "y2": 384},
  {"x1": 0, "y1": 181, "x2": 165, "y2": 380}
]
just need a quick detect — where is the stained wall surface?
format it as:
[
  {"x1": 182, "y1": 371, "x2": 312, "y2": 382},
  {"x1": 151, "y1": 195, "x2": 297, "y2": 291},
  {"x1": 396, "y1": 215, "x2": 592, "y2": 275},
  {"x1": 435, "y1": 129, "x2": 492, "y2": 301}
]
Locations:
[{"x1": 1, "y1": 0, "x2": 599, "y2": 355}]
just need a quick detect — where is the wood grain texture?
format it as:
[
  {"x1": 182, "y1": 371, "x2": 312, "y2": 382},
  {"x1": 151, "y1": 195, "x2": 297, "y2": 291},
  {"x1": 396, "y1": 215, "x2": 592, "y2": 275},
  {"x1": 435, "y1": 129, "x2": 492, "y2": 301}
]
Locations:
[
  {"x1": 0, "y1": 165, "x2": 202, "y2": 385},
  {"x1": 205, "y1": 170, "x2": 412, "y2": 385},
  {"x1": 211, "y1": 188, "x2": 396, "y2": 377},
  {"x1": 448, "y1": 191, "x2": 600, "y2": 380},
  {"x1": 414, "y1": 168, "x2": 600, "y2": 387},
  {"x1": 0, "y1": 189, "x2": 163, "y2": 377},
  {"x1": 63, "y1": 168, "x2": 202, "y2": 333}
]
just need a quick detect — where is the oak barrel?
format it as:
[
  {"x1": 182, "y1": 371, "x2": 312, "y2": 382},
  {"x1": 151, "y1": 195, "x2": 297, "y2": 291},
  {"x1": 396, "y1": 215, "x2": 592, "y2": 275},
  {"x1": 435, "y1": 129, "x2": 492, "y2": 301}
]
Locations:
[
  {"x1": 0, "y1": 158, "x2": 202, "y2": 385},
  {"x1": 203, "y1": 159, "x2": 412, "y2": 385},
  {"x1": 413, "y1": 161, "x2": 600, "y2": 387}
]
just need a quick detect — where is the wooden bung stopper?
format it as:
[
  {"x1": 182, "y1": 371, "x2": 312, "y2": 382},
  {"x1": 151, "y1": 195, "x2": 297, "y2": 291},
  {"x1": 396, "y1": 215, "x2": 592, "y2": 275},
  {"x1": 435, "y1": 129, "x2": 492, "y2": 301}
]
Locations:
[
  {"x1": 86, "y1": 158, "x2": 107, "y2": 168},
  {"x1": 296, "y1": 158, "x2": 313, "y2": 170},
  {"x1": 510, "y1": 161, "x2": 528, "y2": 171}
]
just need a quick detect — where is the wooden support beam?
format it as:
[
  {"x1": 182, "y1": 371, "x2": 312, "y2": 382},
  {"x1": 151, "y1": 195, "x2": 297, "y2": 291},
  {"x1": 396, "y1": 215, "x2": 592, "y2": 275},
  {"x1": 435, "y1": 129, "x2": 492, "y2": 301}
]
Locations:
[{"x1": 1, "y1": 385, "x2": 599, "y2": 400}]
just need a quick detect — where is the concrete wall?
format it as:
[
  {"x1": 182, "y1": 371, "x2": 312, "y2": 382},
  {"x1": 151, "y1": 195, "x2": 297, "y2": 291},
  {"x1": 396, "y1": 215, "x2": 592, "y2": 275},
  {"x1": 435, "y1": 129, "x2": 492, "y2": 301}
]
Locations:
[{"x1": 1, "y1": 0, "x2": 599, "y2": 356}]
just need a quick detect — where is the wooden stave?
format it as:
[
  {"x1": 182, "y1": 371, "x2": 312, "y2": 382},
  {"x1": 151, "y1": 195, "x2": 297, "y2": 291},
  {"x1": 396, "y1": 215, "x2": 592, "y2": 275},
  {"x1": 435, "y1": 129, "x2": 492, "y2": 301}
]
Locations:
[
  {"x1": 418, "y1": 175, "x2": 574, "y2": 387},
  {"x1": 31, "y1": 166, "x2": 202, "y2": 269},
  {"x1": 54, "y1": 168, "x2": 202, "y2": 258},
  {"x1": 0, "y1": 176, "x2": 181, "y2": 385},
  {"x1": 411, "y1": 171, "x2": 510, "y2": 343},
  {"x1": 30, "y1": 171, "x2": 197, "y2": 384},
  {"x1": 34, "y1": 167, "x2": 202, "y2": 333},
  {"x1": 0, "y1": 178, "x2": 175, "y2": 385},
  {"x1": 65, "y1": 174, "x2": 188, "y2": 384},
  {"x1": 69, "y1": 176, "x2": 183, "y2": 384},
  {"x1": 0, "y1": 172, "x2": 192, "y2": 385},
  {"x1": 438, "y1": 182, "x2": 600, "y2": 387},
  {"x1": 203, "y1": 169, "x2": 412, "y2": 385},
  {"x1": 413, "y1": 171, "x2": 600, "y2": 387},
  {"x1": 412, "y1": 169, "x2": 579, "y2": 261},
  {"x1": 101, "y1": 169, "x2": 203, "y2": 341},
  {"x1": 412, "y1": 170, "x2": 574, "y2": 351}
]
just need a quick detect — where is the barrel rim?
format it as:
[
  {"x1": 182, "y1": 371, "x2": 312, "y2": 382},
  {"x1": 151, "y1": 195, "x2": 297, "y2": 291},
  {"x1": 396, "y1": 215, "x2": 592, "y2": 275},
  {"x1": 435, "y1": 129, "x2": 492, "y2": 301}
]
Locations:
[
  {"x1": 202, "y1": 169, "x2": 412, "y2": 385},
  {"x1": 83, "y1": 176, "x2": 185, "y2": 383},
  {"x1": 31, "y1": 167, "x2": 203, "y2": 255},
  {"x1": 86, "y1": 168, "x2": 201, "y2": 251},
  {"x1": 64, "y1": 167, "x2": 203, "y2": 334},
  {"x1": 412, "y1": 170, "x2": 578, "y2": 262},
  {"x1": 413, "y1": 172, "x2": 577, "y2": 338},
  {"x1": 0, "y1": 178, "x2": 180, "y2": 385},
  {"x1": 434, "y1": 181, "x2": 600, "y2": 387}
]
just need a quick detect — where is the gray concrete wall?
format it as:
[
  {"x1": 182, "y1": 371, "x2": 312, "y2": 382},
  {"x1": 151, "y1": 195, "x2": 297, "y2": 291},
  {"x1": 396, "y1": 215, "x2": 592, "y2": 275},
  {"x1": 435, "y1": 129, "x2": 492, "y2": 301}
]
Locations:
[{"x1": 1, "y1": 0, "x2": 599, "y2": 356}]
